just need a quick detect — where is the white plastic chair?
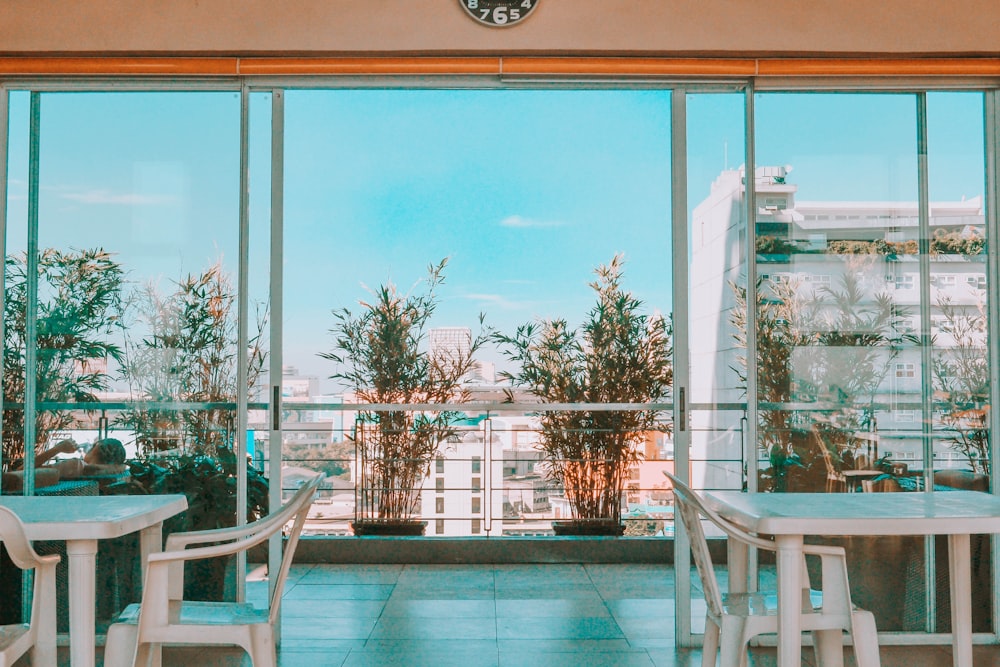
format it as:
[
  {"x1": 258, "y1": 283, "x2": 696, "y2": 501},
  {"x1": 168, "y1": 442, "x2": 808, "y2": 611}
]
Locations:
[
  {"x1": 0, "y1": 506, "x2": 60, "y2": 667},
  {"x1": 103, "y1": 474, "x2": 322, "y2": 667},
  {"x1": 665, "y1": 473, "x2": 880, "y2": 667}
]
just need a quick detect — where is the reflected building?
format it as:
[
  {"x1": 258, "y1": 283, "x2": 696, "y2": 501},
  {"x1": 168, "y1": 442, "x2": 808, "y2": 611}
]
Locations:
[{"x1": 691, "y1": 165, "x2": 988, "y2": 489}]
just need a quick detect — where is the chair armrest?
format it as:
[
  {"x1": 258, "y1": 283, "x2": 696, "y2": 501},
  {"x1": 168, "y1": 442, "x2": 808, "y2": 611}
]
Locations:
[
  {"x1": 164, "y1": 523, "x2": 257, "y2": 551},
  {"x1": 802, "y1": 543, "x2": 848, "y2": 558},
  {"x1": 155, "y1": 527, "x2": 277, "y2": 565}
]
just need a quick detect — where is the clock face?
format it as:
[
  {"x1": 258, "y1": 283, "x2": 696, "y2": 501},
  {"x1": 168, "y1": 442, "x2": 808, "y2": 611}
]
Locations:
[{"x1": 459, "y1": 0, "x2": 539, "y2": 27}]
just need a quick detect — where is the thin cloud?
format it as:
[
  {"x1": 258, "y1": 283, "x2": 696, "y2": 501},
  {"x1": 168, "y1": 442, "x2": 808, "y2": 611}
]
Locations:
[
  {"x1": 463, "y1": 293, "x2": 528, "y2": 310},
  {"x1": 58, "y1": 189, "x2": 176, "y2": 206},
  {"x1": 499, "y1": 214, "x2": 566, "y2": 229}
]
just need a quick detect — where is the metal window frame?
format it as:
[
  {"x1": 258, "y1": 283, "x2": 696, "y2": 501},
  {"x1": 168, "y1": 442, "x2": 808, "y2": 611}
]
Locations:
[{"x1": 1, "y1": 74, "x2": 999, "y2": 647}]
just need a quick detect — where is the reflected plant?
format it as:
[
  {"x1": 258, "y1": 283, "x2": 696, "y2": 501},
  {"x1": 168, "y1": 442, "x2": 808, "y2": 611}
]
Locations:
[
  {"x1": 731, "y1": 263, "x2": 908, "y2": 491},
  {"x1": 2, "y1": 248, "x2": 124, "y2": 466},
  {"x1": 931, "y1": 227, "x2": 986, "y2": 256},
  {"x1": 118, "y1": 260, "x2": 268, "y2": 457},
  {"x1": 933, "y1": 295, "x2": 989, "y2": 475}
]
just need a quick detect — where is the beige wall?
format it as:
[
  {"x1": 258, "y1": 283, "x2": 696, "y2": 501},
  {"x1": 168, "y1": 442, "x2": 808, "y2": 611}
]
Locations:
[{"x1": 2, "y1": 0, "x2": 999, "y2": 57}]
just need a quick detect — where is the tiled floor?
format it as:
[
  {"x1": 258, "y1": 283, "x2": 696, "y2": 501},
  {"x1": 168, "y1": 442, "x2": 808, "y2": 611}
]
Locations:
[{"x1": 64, "y1": 563, "x2": 1000, "y2": 666}]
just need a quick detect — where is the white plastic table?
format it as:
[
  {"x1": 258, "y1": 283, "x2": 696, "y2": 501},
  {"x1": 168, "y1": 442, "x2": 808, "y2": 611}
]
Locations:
[
  {"x1": 704, "y1": 490, "x2": 1000, "y2": 667},
  {"x1": 0, "y1": 494, "x2": 188, "y2": 667}
]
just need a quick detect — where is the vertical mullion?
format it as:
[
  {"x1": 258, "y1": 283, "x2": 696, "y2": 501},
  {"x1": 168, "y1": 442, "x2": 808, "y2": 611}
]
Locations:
[
  {"x1": 743, "y1": 82, "x2": 761, "y2": 598},
  {"x1": 744, "y1": 84, "x2": 758, "y2": 493},
  {"x1": 670, "y1": 88, "x2": 692, "y2": 647},
  {"x1": 984, "y1": 89, "x2": 1000, "y2": 639},
  {"x1": 0, "y1": 87, "x2": 8, "y2": 482},
  {"x1": 24, "y1": 92, "x2": 41, "y2": 494},
  {"x1": 235, "y1": 83, "x2": 252, "y2": 603},
  {"x1": 268, "y1": 88, "x2": 286, "y2": 618},
  {"x1": 916, "y1": 91, "x2": 939, "y2": 633}
]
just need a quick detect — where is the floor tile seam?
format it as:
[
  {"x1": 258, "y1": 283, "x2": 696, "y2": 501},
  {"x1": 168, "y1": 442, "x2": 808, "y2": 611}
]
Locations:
[
  {"x1": 493, "y1": 567, "x2": 500, "y2": 642},
  {"x1": 366, "y1": 580, "x2": 393, "y2": 644},
  {"x1": 585, "y1": 562, "x2": 632, "y2": 641}
]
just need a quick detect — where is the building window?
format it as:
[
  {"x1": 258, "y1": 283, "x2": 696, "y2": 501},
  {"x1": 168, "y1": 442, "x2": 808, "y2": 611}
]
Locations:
[
  {"x1": 435, "y1": 519, "x2": 445, "y2": 534},
  {"x1": 896, "y1": 410, "x2": 915, "y2": 422},
  {"x1": 471, "y1": 477, "x2": 481, "y2": 493},
  {"x1": 471, "y1": 497, "x2": 481, "y2": 514},
  {"x1": 435, "y1": 497, "x2": 444, "y2": 514},
  {"x1": 967, "y1": 274, "x2": 987, "y2": 290},
  {"x1": 471, "y1": 456, "x2": 481, "y2": 474},
  {"x1": 436, "y1": 478, "x2": 444, "y2": 493},
  {"x1": 471, "y1": 519, "x2": 481, "y2": 534},
  {"x1": 895, "y1": 363, "x2": 915, "y2": 379},
  {"x1": 436, "y1": 456, "x2": 445, "y2": 473},
  {"x1": 895, "y1": 275, "x2": 915, "y2": 290}
]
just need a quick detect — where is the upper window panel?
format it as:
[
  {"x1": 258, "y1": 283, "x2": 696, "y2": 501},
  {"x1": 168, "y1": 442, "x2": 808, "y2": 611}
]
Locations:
[
  {"x1": 282, "y1": 89, "x2": 674, "y2": 396},
  {"x1": 4, "y1": 91, "x2": 243, "y2": 463}
]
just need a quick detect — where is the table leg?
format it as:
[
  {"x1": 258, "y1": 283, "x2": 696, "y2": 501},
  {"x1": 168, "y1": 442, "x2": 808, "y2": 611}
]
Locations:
[
  {"x1": 138, "y1": 521, "x2": 164, "y2": 585},
  {"x1": 727, "y1": 536, "x2": 749, "y2": 594},
  {"x1": 65, "y1": 538, "x2": 98, "y2": 667},
  {"x1": 775, "y1": 534, "x2": 804, "y2": 667},
  {"x1": 138, "y1": 522, "x2": 166, "y2": 667},
  {"x1": 948, "y1": 533, "x2": 973, "y2": 667}
]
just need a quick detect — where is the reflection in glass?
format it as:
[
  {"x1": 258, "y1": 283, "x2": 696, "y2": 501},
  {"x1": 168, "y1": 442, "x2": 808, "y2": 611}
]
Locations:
[
  {"x1": 3, "y1": 92, "x2": 250, "y2": 511},
  {"x1": 744, "y1": 91, "x2": 990, "y2": 633},
  {"x1": 686, "y1": 92, "x2": 747, "y2": 492},
  {"x1": 749, "y1": 93, "x2": 919, "y2": 494}
]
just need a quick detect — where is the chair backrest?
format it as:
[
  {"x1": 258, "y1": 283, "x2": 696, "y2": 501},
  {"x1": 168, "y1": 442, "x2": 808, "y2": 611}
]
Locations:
[
  {"x1": 265, "y1": 475, "x2": 321, "y2": 623},
  {"x1": 0, "y1": 506, "x2": 46, "y2": 570},
  {"x1": 665, "y1": 472, "x2": 776, "y2": 619},
  {"x1": 157, "y1": 473, "x2": 322, "y2": 614},
  {"x1": 811, "y1": 425, "x2": 841, "y2": 479},
  {"x1": 665, "y1": 472, "x2": 725, "y2": 619}
]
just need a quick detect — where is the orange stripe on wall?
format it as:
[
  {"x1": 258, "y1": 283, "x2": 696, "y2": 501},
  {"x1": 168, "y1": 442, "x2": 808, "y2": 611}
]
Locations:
[
  {"x1": 758, "y1": 58, "x2": 1000, "y2": 77},
  {"x1": 0, "y1": 57, "x2": 237, "y2": 76},
  {"x1": 501, "y1": 57, "x2": 757, "y2": 77},
  {"x1": 238, "y1": 57, "x2": 499, "y2": 76},
  {"x1": 0, "y1": 56, "x2": 998, "y2": 79}
]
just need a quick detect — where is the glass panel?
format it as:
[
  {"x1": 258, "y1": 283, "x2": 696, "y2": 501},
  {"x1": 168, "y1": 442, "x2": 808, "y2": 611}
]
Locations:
[
  {"x1": 247, "y1": 91, "x2": 273, "y2": 492},
  {"x1": 926, "y1": 91, "x2": 990, "y2": 632},
  {"x1": 2, "y1": 91, "x2": 31, "y2": 483},
  {"x1": 749, "y1": 92, "x2": 993, "y2": 633},
  {"x1": 685, "y1": 91, "x2": 750, "y2": 634},
  {"x1": 687, "y1": 92, "x2": 749, "y2": 491},
  {"x1": 753, "y1": 93, "x2": 925, "y2": 631},
  {"x1": 282, "y1": 89, "x2": 672, "y2": 535},
  {"x1": 3, "y1": 92, "x2": 242, "y2": 612},
  {"x1": 752, "y1": 93, "x2": 919, "y2": 502}
]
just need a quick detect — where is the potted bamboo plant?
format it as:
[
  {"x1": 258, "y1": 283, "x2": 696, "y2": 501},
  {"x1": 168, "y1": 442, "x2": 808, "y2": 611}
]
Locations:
[
  {"x1": 495, "y1": 255, "x2": 672, "y2": 535},
  {"x1": 322, "y1": 259, "x2": 486, "y2": 535}
]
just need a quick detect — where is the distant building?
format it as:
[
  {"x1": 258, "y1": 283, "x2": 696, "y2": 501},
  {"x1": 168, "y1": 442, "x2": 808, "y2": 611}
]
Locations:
[
  {"x1": 429, "y1": 327, "x2": 472, "y2": 363},
  {"x1": 420, "y1": 424, "x2": 504, "y2": 536}
]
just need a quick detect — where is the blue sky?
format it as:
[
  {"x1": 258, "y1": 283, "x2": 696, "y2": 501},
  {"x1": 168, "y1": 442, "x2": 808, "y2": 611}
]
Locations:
[
  {"x1": 3, "y1": 89, "x2": 986, "y2": 392},
  {"x1": 281, "y1": 89, "x2": 673, "y2": 382}
]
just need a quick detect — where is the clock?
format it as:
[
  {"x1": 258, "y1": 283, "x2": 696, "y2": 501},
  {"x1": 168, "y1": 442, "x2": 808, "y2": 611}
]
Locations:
[{"x1": 459, "y1": 0, "x2": 539, "y2": 27}]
